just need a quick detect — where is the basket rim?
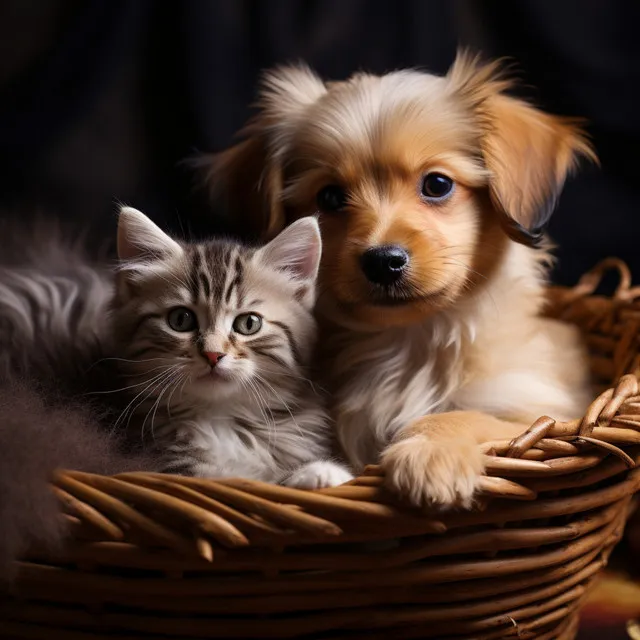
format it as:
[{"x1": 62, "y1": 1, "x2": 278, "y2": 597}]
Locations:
[
  {"x1": 42, "y1": 373, "x2": 640, "y2": 558},
  {"x1": 32, "y1": 259, "x2": 640, "y2": 556}
]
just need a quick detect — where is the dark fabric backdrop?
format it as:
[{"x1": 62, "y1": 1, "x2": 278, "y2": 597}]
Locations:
[{"x1": 1, "y1": 0, "x2": 638, "y2": 285}]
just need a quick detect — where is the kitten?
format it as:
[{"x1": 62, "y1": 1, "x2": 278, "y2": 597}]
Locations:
[
  {"x1": 112, "y1": 206, "x2": 352, "y2": 487},
  {"x1": 0, "y1": 208, "x2": 351, "y2": 577}
]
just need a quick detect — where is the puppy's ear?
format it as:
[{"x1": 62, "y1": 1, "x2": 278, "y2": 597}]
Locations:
[
  {"x1": 202, "y1": 133, "x2": 283, "y2": 240},
  {"x1": 479, "y1": 94, "x2": 596, "y2": 247},
  {"x1": 201, "y1": 64, "x2": 326, "y2": 240},
  {"x1": 447, "y1": 52, "x2": 597, "y2": 247}
]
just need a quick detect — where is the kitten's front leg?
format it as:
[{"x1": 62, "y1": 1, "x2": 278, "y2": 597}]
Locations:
[
  {"x1": 282, "y1": 460, "x2": 354, "y2": 490},
  {"x1": 381, "y1": 411, "x2": 527, "y2": 509},
  {"x1": 161, "y1": 453, "x2": 276, "y2": 482},
  {"x1": 158, "y1": 450, "x2": 222, "y2": 478},
  {"x1": 158, "y1": 433, "x2": 233, "y2": 479}
]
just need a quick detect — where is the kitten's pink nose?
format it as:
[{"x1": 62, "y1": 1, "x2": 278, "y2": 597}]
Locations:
[{"x1": 204, "y1": 351, "x2": 226, "y2": 366}]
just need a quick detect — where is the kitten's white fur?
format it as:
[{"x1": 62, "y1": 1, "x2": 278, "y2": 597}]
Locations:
[{"x1": 282, "y1": 459, "x2": 355, "y2": 490}]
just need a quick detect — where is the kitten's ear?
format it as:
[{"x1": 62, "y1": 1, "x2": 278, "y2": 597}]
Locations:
[
  {"x1": 256, "y1": 217, "x2": 322, "y2": 306},
  {"x1": 117, "y1": 206, "x2": 183, "y2": 262}
]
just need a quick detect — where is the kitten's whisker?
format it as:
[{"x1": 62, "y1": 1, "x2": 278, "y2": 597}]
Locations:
[
  {"x1": 242, "y1": 378, "x2": 276, "y2": 453},
  {"x1": 92, "y1": 356, "x2": 176, "y2": 365},
  {"x1": 111, "y1": 365, "x2": 180, "y2": 434},
  {"x1": 166, "y1": 372, "x2": 188, "y2": 419},
  {"x1": 119, "y1": 376, "x2": 173, "y2": 436},
  {"x1": 247, "y1": 378, "x2": 276, "y2": 435},
  {"x1": 83, "y1": 355, "x2": 176, "y2": 375},
  {"x1": 256, "y1": 364, "x2": 325, "y2": 394},
  {"x1": 178, "y1": 374, "x2": 191, "y2": 400},
  {"x1": 253, "y1": 372, "x2": 305, "y2": 441},
  {"x1": 131, "y1": 368, "x2": 181, "y2": 441},
  {"x1": 239, "y1": 380, "x2": 266, "y2": 439},
  {"x1": 121, "y1": 363, "x2": 187, "y2": 378},
  {"x1": 145, "y1": 369, "x2": 184, "y2": 442},
  {"x1": 253, "y1": 373, "x2": 301, "y2": 445},
  {"x1": 89, "y1": 364, "x2": 179, "y2": 395}
]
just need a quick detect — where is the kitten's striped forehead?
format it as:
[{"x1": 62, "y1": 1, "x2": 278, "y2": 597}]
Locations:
[{"x1": 184, "y1": 240, "x2": 251, "y2": 308}]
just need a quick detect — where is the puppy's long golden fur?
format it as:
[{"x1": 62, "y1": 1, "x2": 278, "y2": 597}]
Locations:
[{"x1": 204, "y1": 52, "x2": 596, "y2": 508}]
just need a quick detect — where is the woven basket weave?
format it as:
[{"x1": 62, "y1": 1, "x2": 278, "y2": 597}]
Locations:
[{"x1": 3, "y1": 258, "x2": 640, "y2": 640}]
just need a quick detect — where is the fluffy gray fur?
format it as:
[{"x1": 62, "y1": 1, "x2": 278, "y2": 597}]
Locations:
[
  {"x1": 0, "y1": 208, "x2": 350, "y2": 578},
  {"x1": 0, "y1": 216, "x2": 154, "y2": 580}
]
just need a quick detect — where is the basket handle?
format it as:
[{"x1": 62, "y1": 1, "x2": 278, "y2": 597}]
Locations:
[{"x1": 568, "y1": 257, "x2": 640, "y2": 302}]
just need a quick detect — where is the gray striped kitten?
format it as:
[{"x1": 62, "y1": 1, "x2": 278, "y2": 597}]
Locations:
[{"x1": 113, "y1": 207, "x2": 352, "y2": 487}]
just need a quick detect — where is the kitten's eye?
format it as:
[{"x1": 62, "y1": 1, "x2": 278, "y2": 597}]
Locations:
[
  {"x1": 167, "y1": 307, "x2": 198, "y2": 332},
  {"x1": 421, "y1": 173, "x2": 454, "y2": 200},
  {"x1": 316, "y1": 185, "x2": 347, "y2": 212},
  {"x1": 233, "y1": 313, "x2": 262, "y2": 336}
]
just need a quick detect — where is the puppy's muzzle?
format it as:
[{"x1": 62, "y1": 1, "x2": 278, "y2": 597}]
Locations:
[{"x1": 360, "y1": 245, "x2": 409, "y2": 286}]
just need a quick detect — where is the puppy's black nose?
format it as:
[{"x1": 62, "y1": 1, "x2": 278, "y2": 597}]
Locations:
[{"x1": 360, "y1": 245, "x2": 409, "y2": 285}]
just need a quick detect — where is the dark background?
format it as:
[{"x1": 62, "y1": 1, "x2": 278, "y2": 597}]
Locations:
[
  {"x1": 1, "y1": 4, "x2": 639, "y2": 635},
  {"x1": 1, "y1": 0, "x2": 639, "y2": 285}
]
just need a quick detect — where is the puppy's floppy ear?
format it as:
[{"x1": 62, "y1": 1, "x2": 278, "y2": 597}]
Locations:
[
  {"x1": 447, "y1": 52, "x2": 597, "y2": 247},
  {"x1": 203, "y1": 133, "x2": 283, "y2": 240},
  {"x1": 201, "y1": 64, "x2": 327, "y2": 241}
]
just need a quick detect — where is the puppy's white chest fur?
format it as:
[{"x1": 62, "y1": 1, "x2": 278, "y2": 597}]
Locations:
[
  {"x1": 330, "y1": 320, "x2": 465, "y2": 470},
  {"x1": 327, "y1": 244, "x2": 591, "y2": 471}
]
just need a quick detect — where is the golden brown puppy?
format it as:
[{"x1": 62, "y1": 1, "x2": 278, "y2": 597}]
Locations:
[{"x1": 204, "y1": 52, "x2": 596, "y2": 509}]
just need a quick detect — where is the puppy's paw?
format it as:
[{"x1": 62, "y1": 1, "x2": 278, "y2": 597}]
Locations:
[
  {"x1": 381, "y1": 434, "x2": 485, "y2": 509},
  {"x1": 283, "y1": 460, "x2": 354, "y2": 490}
]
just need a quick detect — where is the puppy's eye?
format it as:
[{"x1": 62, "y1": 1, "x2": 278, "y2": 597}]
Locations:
[
  {"x1": 421, "y1": 173, "x2": 454, "y2": 200},
  {"x1": 233, "y1": 313, "x2": 262, "y2": 336},
  {"x1": 167, "y1": 307, "x2": 198, "y2": 332},
  {"x1": 316, "y1": 185, "x2": 347, "y2": 212}
]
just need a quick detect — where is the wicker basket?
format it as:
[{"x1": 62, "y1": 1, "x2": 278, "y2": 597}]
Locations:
[{"x1": 3, "y1": 259, "x2": 640, "y2": 640}]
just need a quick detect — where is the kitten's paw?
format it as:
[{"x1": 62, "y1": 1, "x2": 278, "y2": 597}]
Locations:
[
  {"x1": 381, "y1": 434, "x2": 485, "y2": 510},
  {"x1": 283, "y1": 460, "x2": 354, "y2": 490}
]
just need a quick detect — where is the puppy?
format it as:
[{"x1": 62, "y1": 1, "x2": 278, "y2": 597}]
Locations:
[{"x1": 203, "y1": 51, "x2": 596, "y2": 509}]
